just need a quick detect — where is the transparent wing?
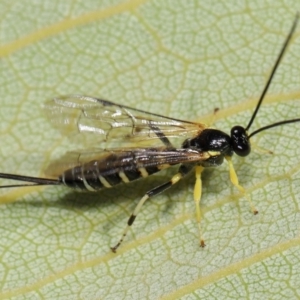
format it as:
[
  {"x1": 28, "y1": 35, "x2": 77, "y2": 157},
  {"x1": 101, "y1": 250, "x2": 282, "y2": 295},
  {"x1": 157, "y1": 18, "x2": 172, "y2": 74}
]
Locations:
[
  {"x1": 45, "y1": 147, "x2": 210, "y2": 178},
  {"x1": 44, "y1": 95, "x2": 206, "y2": 147}
]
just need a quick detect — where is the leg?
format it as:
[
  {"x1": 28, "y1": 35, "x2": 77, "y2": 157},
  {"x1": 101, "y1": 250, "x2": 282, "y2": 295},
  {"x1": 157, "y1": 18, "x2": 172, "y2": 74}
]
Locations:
[
  {"x1": 193, "y1": 166, "x2": 206, "y2": 247},
  {"x1": 225, "y1": 156, "x2": 258, "y2": 214},
  {"x1": 111, "y1": 164, "x2": 193, "y2": 253},
  {"x1": 251, "y1": 142, "x2": 273, "y2": 155},
  {"x1": 203, "y1": 107, "x2": 220, "y2": 128}
]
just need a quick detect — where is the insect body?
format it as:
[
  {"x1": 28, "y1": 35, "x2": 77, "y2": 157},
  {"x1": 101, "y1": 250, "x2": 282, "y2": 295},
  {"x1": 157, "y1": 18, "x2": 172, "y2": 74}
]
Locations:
[
  {"x1": 1, "y1": 16, "x2": 300, "y2": 253},
  {"x1": 60, "y1": 148, "x2": 208, "y2": 191}
]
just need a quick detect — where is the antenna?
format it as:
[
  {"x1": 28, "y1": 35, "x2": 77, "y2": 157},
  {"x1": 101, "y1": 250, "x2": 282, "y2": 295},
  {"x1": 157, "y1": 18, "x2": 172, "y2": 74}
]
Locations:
[
  {"x1": 248, "y1": 118, "x2": 300, "y2": 138},
  {"x1": 246, "y1": 13, "x2": 299, "y2": 131}
]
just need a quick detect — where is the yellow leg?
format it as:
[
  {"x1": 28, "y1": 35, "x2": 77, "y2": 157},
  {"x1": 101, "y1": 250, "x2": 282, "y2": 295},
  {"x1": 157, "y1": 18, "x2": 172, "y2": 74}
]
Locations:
[
  {"x1": 225, "y1": 156, "x2": 258, "y2": 214},
  {"x1": 194, "y1": 166, "x2": 205, "y2": 247},
  {"x1": 251, "y1": 142, "x2": 273, "y2": 155},
  {"x1": 205, "y1": 108, "x2": 219, "y2": 127},
  {"x1": 110, "y1": 171, "x2": 187, "y2": 253}
]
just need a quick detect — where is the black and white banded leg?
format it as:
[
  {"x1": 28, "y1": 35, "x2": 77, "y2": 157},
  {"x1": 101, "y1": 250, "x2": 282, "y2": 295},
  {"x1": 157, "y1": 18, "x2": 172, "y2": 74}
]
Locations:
[{"x1": 110, "y1": 164, "x2": 193, "y2": 252}]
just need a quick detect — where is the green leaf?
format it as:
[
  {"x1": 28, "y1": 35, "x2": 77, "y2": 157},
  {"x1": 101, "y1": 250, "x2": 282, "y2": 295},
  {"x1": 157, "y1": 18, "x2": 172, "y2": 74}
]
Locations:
[{"x1": 0, "y1": 1, "x2": 300, "y2": 299}]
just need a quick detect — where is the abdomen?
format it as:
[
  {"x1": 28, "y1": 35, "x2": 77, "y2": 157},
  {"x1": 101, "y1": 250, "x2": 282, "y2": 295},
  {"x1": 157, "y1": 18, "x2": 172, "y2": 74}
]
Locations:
[{"x1": 59, "y1": 151, "x2": 165, "y2": 191}]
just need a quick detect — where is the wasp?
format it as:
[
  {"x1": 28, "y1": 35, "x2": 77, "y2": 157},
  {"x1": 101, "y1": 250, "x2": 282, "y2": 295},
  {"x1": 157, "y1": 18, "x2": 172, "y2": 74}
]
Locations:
[{"x1": 1, "y1": 16, "x2": 299, "y2": 253}]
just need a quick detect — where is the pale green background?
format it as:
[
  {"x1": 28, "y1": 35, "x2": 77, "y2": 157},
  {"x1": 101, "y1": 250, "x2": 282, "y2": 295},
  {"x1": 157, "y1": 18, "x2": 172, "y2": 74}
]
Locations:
[{"x1": 0, "y1": 1, "x2": 299, "y2": 299}]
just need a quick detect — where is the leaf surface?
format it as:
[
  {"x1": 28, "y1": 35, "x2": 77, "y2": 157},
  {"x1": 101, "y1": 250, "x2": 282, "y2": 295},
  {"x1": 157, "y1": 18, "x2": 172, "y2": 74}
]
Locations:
[{"x1": 0, "y1": 1, "x2": 300, "y2": 299}]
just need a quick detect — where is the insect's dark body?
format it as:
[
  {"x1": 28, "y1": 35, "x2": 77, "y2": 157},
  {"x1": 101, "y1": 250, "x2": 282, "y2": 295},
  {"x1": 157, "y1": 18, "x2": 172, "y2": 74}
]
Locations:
[{"x1": 60, "y1": 129, "x2": 237, "y2": 191}]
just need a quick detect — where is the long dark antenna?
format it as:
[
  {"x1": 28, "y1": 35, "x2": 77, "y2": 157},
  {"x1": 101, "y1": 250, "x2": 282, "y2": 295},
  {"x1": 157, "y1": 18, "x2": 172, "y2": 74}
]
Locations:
[
  {"x1": 246, "y1": 13, "x2": 299, "y2": 131},
  {"x1": 0, "y1": 173, "x2": 60, "y2": 189},
  {"x1": 248, "y1": 117, "x2": 300, "y2": 138}
]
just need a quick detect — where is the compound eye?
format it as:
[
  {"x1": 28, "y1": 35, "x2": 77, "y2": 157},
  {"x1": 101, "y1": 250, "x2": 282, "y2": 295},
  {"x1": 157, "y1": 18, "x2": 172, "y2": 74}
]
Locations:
[{"x1": 231, "y1": 126, "x2": 251, "y2": 157}]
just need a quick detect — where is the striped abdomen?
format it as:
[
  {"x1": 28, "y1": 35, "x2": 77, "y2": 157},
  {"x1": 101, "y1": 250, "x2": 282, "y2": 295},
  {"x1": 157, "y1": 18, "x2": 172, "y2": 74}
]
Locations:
[{"x1": 59, "y1": 150, "x2": 170, "y2": 191}]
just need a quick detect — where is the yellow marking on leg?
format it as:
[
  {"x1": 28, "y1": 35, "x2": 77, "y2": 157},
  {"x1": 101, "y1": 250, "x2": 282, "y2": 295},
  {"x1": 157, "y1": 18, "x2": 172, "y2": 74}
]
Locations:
[
  {"x1": 194, "y1": 166, "x2": 205, "y2": 247},
  {"x1": 132, "y1": 194, "x2": 149, "y2": 217},
  {"x1": 225, "y1": 156, "x2": 258, "y2": 214},
  {"x1": 171, "y1": 173, "x2": 183, "y2": 184}
]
